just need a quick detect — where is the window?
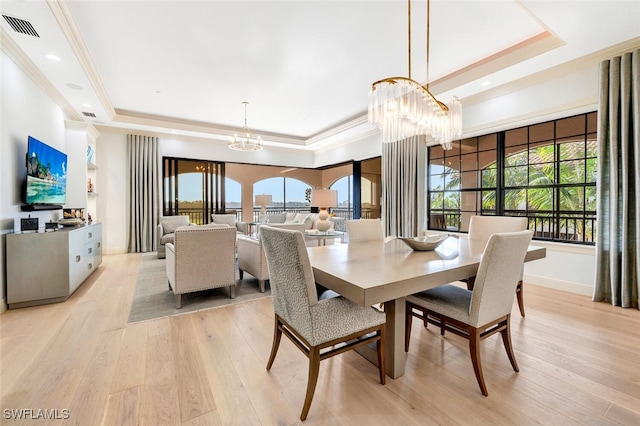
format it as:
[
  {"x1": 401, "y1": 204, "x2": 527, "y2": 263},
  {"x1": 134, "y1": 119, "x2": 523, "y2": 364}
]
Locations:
[
  {"x1": 252, "y1": 177, "x2": 311, "y2": 220},
  {"x1": 163, "y1": 158, "x2": 225, "y2": 224},
  {"x1": 429, "y1": 135, "x2": 497, "y2": 232},
  {"x1": 427, "y1": 112, "x2": 597, "y2": 244}
]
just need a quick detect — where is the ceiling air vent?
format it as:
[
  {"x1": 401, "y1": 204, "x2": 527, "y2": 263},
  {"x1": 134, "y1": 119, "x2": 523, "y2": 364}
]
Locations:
[
  {"x1": 82, "y1": 112, "x2": 97, "y2": 118},
  {"x1": 2, "y1": 15, "x2": 40, "y2": 38}
]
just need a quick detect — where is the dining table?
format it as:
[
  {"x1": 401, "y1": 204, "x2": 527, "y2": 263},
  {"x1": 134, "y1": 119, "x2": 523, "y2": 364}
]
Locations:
[{"x1": 306, "y1": 235, "x2": 546, "y2": 379}]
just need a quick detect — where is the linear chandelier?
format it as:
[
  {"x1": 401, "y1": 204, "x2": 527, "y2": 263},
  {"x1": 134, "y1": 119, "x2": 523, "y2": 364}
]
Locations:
[
  {"x1": 228, "y1": 101, "x2": 263, "y2": 151},
  {"x1": 367, "y1": 0, "x2": 462, "y2": 149}
]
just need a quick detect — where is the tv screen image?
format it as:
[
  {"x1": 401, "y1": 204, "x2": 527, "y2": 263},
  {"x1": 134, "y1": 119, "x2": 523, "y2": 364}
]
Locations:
[{"x1": 25, "y1": 136, "x2": 67, "y2": 205}]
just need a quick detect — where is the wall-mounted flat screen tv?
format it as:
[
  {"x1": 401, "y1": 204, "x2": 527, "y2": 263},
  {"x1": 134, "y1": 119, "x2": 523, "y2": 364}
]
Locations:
[{"x1": 25, "y1": 136, "x2": 67, "y2": 205}]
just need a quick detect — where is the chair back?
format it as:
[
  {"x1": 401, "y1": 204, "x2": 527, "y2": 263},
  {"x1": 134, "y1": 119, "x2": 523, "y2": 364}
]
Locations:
[
  {"x1": 258, "y1": 222, "x2": 306, "y2": 238},
  {"x1": 468, "y1": 216, "x2": 527, "y2": 248},
  {"x1": 430, "y1": 214, "x2": 447, "y2": 230},
  {"x1": 160, "y1": 215, "x2": 190, "y2": 234},
  {"x1": 260, "y1": 226, "x2": 318, "y2": 331},
  {"x1": 173, "y1": 225, "x2": 236, "y2": 287},
  {"x1": 469, "y1": 230, "x2": 533, "y2": 326},
  {"x1": 346, "y1": 219, "x2": 384, "y2": 242},
  {"x1": 211, "y1": 213, "x2": 237, "y2": 227}
]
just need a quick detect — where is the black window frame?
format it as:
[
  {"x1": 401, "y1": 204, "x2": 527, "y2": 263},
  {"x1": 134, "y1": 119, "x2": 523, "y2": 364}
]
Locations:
[{"x1": 427, "y1": 111, "x2": 597, "y2": 245}]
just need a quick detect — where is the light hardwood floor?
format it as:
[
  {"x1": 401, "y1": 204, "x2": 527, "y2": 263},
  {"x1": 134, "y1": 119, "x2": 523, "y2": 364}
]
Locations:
[{"x1": 1, "y1": 253, "x2": 639, "y2": 425}]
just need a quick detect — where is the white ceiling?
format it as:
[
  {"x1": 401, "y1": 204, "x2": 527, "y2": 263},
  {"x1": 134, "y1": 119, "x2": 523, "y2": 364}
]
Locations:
[{"x1": 1, "y1": 0, "x2": 639, "y2": 151}]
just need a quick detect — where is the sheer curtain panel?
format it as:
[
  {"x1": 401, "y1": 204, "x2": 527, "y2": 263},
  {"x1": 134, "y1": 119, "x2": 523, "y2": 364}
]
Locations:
[
  {"x1": 127, "y1": 135, "x2": 160, "y2": 253},
  {"x1": 594, "y1": 49, "x2": 640, "y2": 309},
  {"x1": 382, "y1": 136, "x2": 426, "y2": 238}
]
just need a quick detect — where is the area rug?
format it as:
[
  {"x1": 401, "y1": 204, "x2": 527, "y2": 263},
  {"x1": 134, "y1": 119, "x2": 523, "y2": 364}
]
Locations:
[{"x1": 128, "y1": 253, "x2": 270, "y2": 323}]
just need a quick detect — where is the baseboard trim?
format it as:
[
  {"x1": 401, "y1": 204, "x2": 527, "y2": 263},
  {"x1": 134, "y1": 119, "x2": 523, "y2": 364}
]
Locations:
[
  {"x1": 104, "y1": 247, "x2": 127, "y2": 255},
  {"x1": 0, "y1": 298, "x2": 7, "y2": 314},
  {"x1": 524, "y1": 273, "x2": 593, "y2": 297}
]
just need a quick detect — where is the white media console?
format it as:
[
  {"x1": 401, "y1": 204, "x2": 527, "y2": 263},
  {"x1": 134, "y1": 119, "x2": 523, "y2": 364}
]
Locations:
[{"x1": 7, "y1": 222, "x2": 102, "y2": 309}]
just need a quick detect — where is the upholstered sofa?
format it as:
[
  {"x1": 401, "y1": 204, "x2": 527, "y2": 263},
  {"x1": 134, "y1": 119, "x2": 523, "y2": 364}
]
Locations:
[
  {"x1": 237, "y1": 223, "x2": 306, "y2": 292},
  {"x1": 157, "y1": 215, "x2": 193, "y2": 259},
  {"x1": 262, "y1": 212, "x2": 339, "y2": 247}
]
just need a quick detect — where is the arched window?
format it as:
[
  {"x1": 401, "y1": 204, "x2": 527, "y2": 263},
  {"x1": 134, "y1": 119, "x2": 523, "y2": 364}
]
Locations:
[
  {"x1": 330, "y1": 176, "x2": 351, "y2": 220},
  {"x1": 253, "y1": 177, "x2": 311, "y2": 220}
]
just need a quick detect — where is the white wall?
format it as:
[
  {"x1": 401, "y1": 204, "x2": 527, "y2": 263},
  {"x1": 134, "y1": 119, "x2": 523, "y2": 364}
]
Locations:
[
  {"x1": 96, "y1": 131, "x2": 128, "y2": 253},
  {"x1": 524, "y1": 242, "x2": 596, "y2": 296},
  {"x1": 0, "y1": 51, "x2": 68, "y2": 308}
]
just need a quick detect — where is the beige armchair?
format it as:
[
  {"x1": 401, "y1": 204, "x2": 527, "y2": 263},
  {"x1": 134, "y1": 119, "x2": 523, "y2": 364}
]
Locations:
[
  {"x1": 157, "y1": 215, "x2": 191, "y2": 258},
  {"x1": 237, "y1": 223, "x2": 306, "y2": 292},
  {"x1": 165, "y1": 224, "x2": 237, "y2": 308}
]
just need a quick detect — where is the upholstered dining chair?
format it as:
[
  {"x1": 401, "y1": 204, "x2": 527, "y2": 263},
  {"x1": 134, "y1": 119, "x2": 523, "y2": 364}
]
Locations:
[
  {"x1": 259, "y1": 225, "x2": 386, "y2": 421},
  {"x1": 165, "y1": 224, "x2": 237, "y2": 308},
  {"x1": 237, "y1": 223, "x2": 306, "y2": 292},
  {"x1": 346, "y1": 219, "x2": 384, "y2": 242},
  {"x1": 466, "y1": 215, "x2": 528, "y2": 316},
  {"x1": 405, "y1": 230, "x2": 533, "y2": 396}
]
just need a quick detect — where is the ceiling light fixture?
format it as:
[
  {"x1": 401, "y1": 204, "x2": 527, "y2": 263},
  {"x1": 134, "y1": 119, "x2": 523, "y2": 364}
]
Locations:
[
  {"x1": 367, "y1": 0, "x2": 462, "y2": 150},
  {"x1": 228, "y1": 101, "x2": 263, "y2": 151},
  {"x1": 45, "y1": 53, "x2": 60, "y2": 61}
]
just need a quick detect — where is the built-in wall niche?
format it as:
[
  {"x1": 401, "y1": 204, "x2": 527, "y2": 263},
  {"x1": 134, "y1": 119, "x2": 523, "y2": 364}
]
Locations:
[{"x1": 64, "y1": 121, "x2": 100, "y2": 223}]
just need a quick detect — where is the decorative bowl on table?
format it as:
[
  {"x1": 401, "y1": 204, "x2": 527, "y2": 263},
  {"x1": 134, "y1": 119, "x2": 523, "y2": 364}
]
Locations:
[{"x1": 398, "y1": 234, "x2": 448, "y2": 251}]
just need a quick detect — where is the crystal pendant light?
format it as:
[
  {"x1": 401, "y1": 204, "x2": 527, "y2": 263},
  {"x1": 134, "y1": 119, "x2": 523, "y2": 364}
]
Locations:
[
  {"x1": 228, "y1": 102, "x2": 263, "y2": 151},
  {"x1": 368, "y1": 0, "x2": 462, "y2": 149}
]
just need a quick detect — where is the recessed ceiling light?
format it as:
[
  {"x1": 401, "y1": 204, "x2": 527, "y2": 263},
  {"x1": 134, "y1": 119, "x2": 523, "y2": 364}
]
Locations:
[
  {"x1": 66, "y1": 83, "x2": 83, "y2": 90},
  {"x1": 82, "y1": 103, "x2": 92, "y2": 108},
  {"x1": 481, "y1": 80, "x2": 492, "y2": 87},
  {"x1": 45, "y1": 53, "x2": 60, "y2": 61}
]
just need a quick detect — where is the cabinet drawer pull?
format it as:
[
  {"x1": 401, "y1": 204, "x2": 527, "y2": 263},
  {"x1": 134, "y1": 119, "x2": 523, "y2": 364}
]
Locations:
[
  {"x1": 88, "y1": 248, "x2": 92, "y2": 254},
  {"x1": 76, "y1": 255, "x2": 81, "y2": 262},
  {"x1": 88, "y1": 232, "x2": 93, "y2": 239},
  {"x1": 97, "y1": 242, "x2": 101, "y2": 248},
  {"x1": 88, "y1": 263, "x2": 93, "y2": 270}
]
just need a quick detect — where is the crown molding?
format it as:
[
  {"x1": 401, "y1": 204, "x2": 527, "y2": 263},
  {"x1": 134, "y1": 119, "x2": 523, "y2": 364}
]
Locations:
[
  {"x1": 47, "y1": 0, "x2": 116, "y2": 119},
  {"x1": 1, "y1": 27, "x2": 82, "y2": 121}
]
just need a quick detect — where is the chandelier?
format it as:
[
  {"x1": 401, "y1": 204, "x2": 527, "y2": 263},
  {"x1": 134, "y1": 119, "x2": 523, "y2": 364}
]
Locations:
[
  {"x1": 228, "y1": 101, "x2": 263, "y2": 151},
  {"x1": 367, "y1": 0, "x2": 462, "y2": 149}
]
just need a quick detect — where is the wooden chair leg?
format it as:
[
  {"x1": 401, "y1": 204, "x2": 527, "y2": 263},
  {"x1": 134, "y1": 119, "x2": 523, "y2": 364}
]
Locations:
[
  {"x1": 239, "y1": 269, "x2": 244, "y2": 279},
  {"x1": 301, "y1": 346, "x2": 321, "y2": 421},
  {"x1": 377, "y1": 327, "x2": 386, "y2": 385},
  {"x1": 405, "y1": 308, "x2": 413, "y2": 352},
  {"x1": 266, "y1": 317, "x2": 283, "y2": 371},
  {"x1": 174, "y1": 293, "x2": 182, "y2": 309},
  {"x1": 469, "y1": 328, "x2": 488, "y2": 396},
  {"x1": 466, "y1": 276, "x2": 476, "y2": 291},
  {"x1": 258, "y1": 279, "x2": 266, "y2": 293},
  {"x1": 500, "y1": 316, "x2": 519, "y2": 372},
  {"x1": 516, "y1": 280, "x2": 525, "y2": 317}
]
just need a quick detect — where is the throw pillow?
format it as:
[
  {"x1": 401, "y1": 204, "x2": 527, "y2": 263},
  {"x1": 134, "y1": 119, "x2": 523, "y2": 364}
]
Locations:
[
  {"x1": 267, "y1": 213, "x2": 286, "y2": 224},
  {"x1": 211, "y1": 214, "x2": 236, "y2": 227},
  {"x1": 161, "y1": 216, "x2": 189, "y2": 234},
  {"x1": 293, "y1": 213, "x2": 313, "y2": 230},
  {"x1": 285, "y1": 212, "x2": 297, "y2": 222}
]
